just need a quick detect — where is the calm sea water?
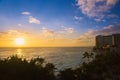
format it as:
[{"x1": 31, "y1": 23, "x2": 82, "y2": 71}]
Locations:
[{"x1": 0, "y1": 47, "x2": 92, "y2": 70}]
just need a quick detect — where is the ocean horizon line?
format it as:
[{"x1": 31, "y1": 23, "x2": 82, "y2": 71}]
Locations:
[{"x1": 0, "y1": 46, "x2": 93, "y2": 48}]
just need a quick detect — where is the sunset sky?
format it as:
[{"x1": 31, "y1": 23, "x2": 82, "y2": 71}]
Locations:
[{"x1": 0, "y1": 0, "x2": 120, "y2": 47}]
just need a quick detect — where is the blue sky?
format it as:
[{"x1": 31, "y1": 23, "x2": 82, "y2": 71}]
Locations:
[{"x1": 0, "y1": 0, "x2": 120, "y2": 47}]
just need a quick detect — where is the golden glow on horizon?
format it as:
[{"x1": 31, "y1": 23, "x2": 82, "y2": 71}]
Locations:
[
  {"x1": 0, "y1": 34, "x2": 95, "y2": 47},
  {"x1": 15, "y1": 38, "x2": 25, "y2": 46}
]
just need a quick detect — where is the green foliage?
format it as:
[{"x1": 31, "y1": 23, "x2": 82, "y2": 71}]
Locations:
[
  {"x1": 59, "y1": 51, "x2": 120, "y2": 80},
  {"x1": 0, "y1": 56, "x2": 56, "y2": 80}
]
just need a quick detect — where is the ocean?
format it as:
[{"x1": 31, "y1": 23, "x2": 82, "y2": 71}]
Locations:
[{"x1": 0, "y1": 47, "x2": 92, "y2": 70}]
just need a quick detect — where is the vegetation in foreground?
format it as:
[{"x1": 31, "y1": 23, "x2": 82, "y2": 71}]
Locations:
[
  {"x1": 0, "y1": 56, "x2": 56, "y2": 80},
  {"x1": 0, "y1": 51, "x2": 120, "y2": 80}
]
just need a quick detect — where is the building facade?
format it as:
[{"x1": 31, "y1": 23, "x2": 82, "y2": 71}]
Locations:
[
  {"x1": 112, "y1": 34, "x2": 120, "y2": 47},
  {"x1": 96, "y1": 34, "x2": 120, "y2": 48}
]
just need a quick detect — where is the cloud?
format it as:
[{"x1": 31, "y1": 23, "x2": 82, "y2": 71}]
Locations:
[
  {"x1": 94, "y1": 18, "x2": 106, "y2": 22},
  {"x1": 40, "y1": 26, "x2": 74, "y2": 37},
  {"x1": 41, "y1": 27, "x2": 55, "y2": 35},
  {"x1": 21, "y1": 12, "x2": 41, "y2": 24},
  {"x1": 64, "y1": 27, "x2": 74, "y2": 34},
  {"x1": 103, "y1": 25, "x2": 113, "y2": 29},
  {"x1": 77, "y1": 0, "x2": 118, "y2": 20},
  {"x1": 61, "y1": 26, "x2": 74, "y2": 34},
  {"x1": 77, "y1": 24, "x2": 120, "y2": 42},
  {"x1": 37, "y1": 27, "x2": 57, "y2": 41},
  {"x1": 0, "y1": 30, "x2": 30, "y2": 40},
  {"x1": 22, "y1": 12, "x2": 31, "y2": 15},
  {"x1": 18, "y1": 24, "x2": 22, "y2": 27},
  {"x1": 94, "y1": 18, "x2": 102, "y2": 22},
  {"x1": 29, "y1": 16, "x2": 40, "y2": 24},
  {"x1": 38, "y1": 26, "x2": 75, "y2": 41},
  {"x1": 77, "y1": 30, "x2": 95, "y2": 42},
  {"x1": 107, "y1": 14, "x2": 119, "y2": 18},
  {"x1": 74, "y1": 16, "x2": 83, "y2": 21}
]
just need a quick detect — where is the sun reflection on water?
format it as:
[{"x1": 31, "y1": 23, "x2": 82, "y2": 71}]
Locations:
[{"x1": 16, "y1": 49, "x2": 23, "y2": 57}]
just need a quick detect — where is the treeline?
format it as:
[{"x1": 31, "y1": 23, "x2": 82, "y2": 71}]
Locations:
[{"x1": 0, "y1": 51, "x2": 120, "y2": 80}]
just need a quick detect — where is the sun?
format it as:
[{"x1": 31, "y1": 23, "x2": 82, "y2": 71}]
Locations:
[{"x1": 15, "y1": 38, "x2": 25, "y2": 45}]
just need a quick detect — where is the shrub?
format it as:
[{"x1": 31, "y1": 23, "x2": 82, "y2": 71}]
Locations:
[{"x1": 0, "y1": 56, "x2": 56, "y2": 80}]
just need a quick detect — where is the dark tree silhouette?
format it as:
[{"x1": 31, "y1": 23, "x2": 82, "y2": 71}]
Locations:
[
  {"x1": 59, "y1": 51, "x2": 120, "y2": 80},
  {"x1": 0, "y1": 56, "x2": 56, "y2": 80},
  {"x1": 82, "y1": 52, "x2": 94, "y2": 62},
  {"x1": 0, "y1": 51, "x2": 120, "y2": 80}
]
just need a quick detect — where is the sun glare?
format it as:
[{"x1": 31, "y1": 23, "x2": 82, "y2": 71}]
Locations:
[{"x1": 15, "y1": 38, "x2": 25, "y2": 45}]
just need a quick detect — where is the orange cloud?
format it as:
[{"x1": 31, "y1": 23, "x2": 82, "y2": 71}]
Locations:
[
  {"x1": 76, "y1": 24, "x2": 120, "y2": 46},
  {"x1": 0, "y1": 30, "x2": 30, "y2": 41}
]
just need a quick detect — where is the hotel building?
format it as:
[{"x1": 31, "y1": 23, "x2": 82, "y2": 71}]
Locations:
[{"x1": 96, "y1": 34, "x2": 120, "y2": 48}]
